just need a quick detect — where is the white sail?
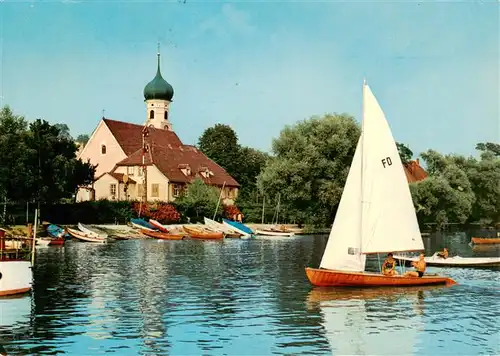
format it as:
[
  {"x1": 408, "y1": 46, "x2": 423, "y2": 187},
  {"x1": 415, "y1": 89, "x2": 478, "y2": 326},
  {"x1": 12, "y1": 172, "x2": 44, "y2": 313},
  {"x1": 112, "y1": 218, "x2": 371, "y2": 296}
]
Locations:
[
  {"x1": 319, "y1": 136, "x2": 366, "y2": 271},
  {"x1": 360, "y1": 83, "x2": 424, "y2": 254}
]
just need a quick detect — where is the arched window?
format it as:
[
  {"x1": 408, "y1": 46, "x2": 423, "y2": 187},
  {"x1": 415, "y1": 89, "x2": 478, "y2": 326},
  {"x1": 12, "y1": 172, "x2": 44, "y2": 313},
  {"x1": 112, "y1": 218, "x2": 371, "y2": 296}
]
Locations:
[
  {"x1": 101, "y1": 144, "x2": 106, "y2": 154},
  {"x1": 164, "y1": 111, "x2": 168, "y2": 120},
  {"x1": 149, "y1": 110, "x2": 155, "y2": 119}
]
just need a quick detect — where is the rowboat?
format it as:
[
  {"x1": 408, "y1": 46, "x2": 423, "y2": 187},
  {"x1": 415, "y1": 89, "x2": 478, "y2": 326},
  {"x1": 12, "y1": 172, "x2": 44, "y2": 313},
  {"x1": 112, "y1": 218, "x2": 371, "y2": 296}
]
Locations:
[
  {"x1": 183, "y1": 226, "x2": 224, "y2": 239},
  {"x1": 222, "y1": 219, "x2": 253, "y2": 238},
  {"x1": 471, "y1": 237, "x2": 500, "y2": 245},
  {"x1": 394, "y1": 253, "x2": 500, "y2": 267},
  {"x1": 77, "y1": 223, "x2": 108, "y2": 239},
  {"x1": 305, "y1": 82, "x2": 455, "y2": 288},
  {"x1": 46, "y1": 224, "x2": 70, "y2": 239},
  {"x1": 130, "y1": 218, "x2": 156, "y2": 231},
  {"x1": 67, "y1": 228, "x2": 107, "y2": 243},
  {"x1": 149, "y1": 219, "x2": 169, "y2": 233},
  {"x1": 203, "y1": 217, "x2": 242, "y2": 238},
  {"x1": 255, "y1": 228, "x2": 295, "y2": 237},
  {"x1": 140, "y1": 229, "x2": 185, "y2": 240}
]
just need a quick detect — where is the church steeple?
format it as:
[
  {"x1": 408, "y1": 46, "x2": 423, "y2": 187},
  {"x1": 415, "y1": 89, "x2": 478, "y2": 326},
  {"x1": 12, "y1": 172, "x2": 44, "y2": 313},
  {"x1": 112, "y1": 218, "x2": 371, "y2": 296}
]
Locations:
[{"x1": 143, "y1": 44, "x2": 174, "y2": 130}]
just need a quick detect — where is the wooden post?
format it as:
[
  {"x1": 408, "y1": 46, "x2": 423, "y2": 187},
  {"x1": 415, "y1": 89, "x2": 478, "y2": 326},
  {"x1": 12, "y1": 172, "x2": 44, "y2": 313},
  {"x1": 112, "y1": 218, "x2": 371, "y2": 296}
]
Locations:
[{"x1": 31, "y1": 209, "x2": 37, "y2": 265}]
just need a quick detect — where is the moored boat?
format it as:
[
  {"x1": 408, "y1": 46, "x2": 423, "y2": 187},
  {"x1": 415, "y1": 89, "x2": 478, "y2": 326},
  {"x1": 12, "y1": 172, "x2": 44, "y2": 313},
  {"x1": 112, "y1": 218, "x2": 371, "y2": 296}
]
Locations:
[
  {"x1": 149, "y1": 219, "x2": 170, "y2": 233},
  {"x1": 77, "y1": 223, "x2": 108, "y2": 239},
  {"x1": 394, "y1": 253, "x2": 500, "y2": 267},
  {"x1": 183, "y1": 226, "x2": 224, "y2": 239},
  {"x1": 130, "y1": 218, "x2": 156, "y2": 231},
  {"x1": 255, "y1": 228, "x2": 295, "y2": 237},
  {"x1": 222, "y1": 219, "x2": 254, "y2": 238},
  {"x1": 67, "y1": 228, "x2": 107, "y2": 243},
  {"x1": 0, "y1": 227, "x2": 33, "y2": 297},
  {"x1": 471, "y1": 237, "x2": 500, "y2": 245},
  {"x1": 203, "y1": 217, "x2": 241, "y2": 238},
  {"x1": 140, "y1": 229, "x2": 185, "y2": 240},
  {"x1": 305, "y1": 82, "x2": 455, "y2": 288},
  {"x1": 46, "y1": 223, "x2": 71, "y2": 239}
]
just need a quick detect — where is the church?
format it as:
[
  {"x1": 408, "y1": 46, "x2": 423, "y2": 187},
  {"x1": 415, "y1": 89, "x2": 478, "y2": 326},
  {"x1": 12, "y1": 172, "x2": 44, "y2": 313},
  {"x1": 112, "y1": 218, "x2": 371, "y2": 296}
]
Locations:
[{"x1": 76, "y1": 51, "x2": 240, "y2": 204}]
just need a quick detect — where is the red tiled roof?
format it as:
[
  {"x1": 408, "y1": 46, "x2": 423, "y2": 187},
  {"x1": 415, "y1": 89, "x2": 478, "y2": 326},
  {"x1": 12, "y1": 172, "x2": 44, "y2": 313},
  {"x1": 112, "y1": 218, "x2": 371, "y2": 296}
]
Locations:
[
  {"x1": 95, "y1": 172, "x2": 136, "y2": 184},
  {"x1": 404, "y1": 159, "x2": 428, "y2": 183},
  {"x1": 103, "y1": 118, "x2": 183, "y2": 156},
  {"x1": 115, "y1": 142, "x2": 239, "y2": 187}
]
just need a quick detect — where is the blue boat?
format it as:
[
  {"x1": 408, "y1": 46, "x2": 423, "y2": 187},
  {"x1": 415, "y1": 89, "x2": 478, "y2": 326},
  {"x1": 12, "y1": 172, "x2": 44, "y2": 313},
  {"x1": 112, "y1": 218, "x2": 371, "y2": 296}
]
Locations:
[
  {"x1": 47, "y1": 224, "x2": 71, "y2": 239},
  {"x1": 130, "y1": 218, "x2": 157, "y2": 231},
  {"x1": 222, "y1": 219, "x2": 254, "y2": 237}
]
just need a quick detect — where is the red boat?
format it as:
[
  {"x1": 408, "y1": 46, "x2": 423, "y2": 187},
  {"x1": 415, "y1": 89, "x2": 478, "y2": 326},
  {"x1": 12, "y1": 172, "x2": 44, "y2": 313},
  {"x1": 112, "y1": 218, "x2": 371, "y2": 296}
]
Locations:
[
  {"x1": 305, "y1": 268, "x2": 456, "y2": 287},
  {"x1": 149, "y1": 219, "x2": 170, "y2": 233}
]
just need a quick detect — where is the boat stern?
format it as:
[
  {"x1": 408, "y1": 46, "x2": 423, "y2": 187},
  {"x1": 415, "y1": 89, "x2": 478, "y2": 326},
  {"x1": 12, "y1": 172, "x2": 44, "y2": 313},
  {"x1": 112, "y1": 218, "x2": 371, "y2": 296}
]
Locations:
[{"x1": 0, "y1": 261, "x2": 32, "y2": 296}]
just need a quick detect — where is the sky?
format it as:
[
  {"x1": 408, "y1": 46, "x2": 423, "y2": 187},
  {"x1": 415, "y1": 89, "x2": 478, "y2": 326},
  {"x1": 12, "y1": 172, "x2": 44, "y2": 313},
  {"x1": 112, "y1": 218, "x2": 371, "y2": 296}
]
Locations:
[{"x1": 0, "y1": 0, "x2": 498, "y2": 157}]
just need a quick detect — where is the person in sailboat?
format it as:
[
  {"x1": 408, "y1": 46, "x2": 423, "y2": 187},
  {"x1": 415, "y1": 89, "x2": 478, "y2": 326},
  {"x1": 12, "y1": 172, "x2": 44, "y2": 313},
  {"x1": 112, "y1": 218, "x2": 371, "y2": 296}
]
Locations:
[
  {"x1": 435, "y1": 247, "x2": 448, "y2": 259},
  {"x1": 381, "y1": 253, "x2": 398, "y2": 276},
  {"x1": 404, "y1": 253, "x2": 426, "y2": 277}
]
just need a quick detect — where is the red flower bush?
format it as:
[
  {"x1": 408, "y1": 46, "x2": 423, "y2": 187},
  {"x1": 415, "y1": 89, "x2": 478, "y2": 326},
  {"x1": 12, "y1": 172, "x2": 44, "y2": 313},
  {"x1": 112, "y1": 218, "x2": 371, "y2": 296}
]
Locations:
[
  {"x1": 132, "y1": 202, "x2": 181, "y2": 224},
  {"x1": 223, "y1": 204, "x2": 242, "y2": 220}
]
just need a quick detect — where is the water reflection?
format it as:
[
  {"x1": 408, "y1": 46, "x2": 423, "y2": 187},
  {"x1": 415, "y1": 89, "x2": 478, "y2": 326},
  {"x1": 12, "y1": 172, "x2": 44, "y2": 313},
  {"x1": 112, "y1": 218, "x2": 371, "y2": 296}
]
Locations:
[
  {"x1": 0, "y1": 233, "x2": 497, "y2": 355},
  {"x1": 306, "y1": 287, "x2": 439, "y2": 355}
]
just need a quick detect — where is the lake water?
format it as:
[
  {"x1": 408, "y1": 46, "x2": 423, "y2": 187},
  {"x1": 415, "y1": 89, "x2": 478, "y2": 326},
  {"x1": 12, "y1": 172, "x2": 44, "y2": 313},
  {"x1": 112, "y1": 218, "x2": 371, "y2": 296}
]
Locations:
[{"x1": 1, "y1": 232, "x2": 499, "y2": 355}]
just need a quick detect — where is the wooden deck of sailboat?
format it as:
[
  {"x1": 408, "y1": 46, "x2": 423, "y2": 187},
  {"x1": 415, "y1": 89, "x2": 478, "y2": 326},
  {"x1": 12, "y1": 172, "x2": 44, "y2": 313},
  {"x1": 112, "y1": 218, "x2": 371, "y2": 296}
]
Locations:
[{"x1": 305, "y1": 267, "x2": 456, "y2": 287}]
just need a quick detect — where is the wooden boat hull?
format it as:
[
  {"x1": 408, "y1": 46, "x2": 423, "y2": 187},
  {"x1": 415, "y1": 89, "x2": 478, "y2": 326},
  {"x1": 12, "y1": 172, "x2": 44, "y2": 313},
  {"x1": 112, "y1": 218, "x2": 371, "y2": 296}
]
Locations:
[
  {"x1": 78, "y1": 223, "x2": 108, "y2": 239},
  {"x1": 149, "y1": 219, "x2": 169, "y2": 233},
  {"x1": 471, "y1": 237, "x2": 500, "y2": 244},
  {"x1": 183, "y1": 226, "x2": 224, "y2": 239},
  {"x1": 204, "y1": 217, "x2": 241, "y2": 236},
  {"x1": 305, "y1": 267, "x2": 456, "y2": 287},
  {"x1": 255, "y1": 229, "x2": 295, "y2": 237},
  {"x1": 67, "y1": 228, "x2": 107, "y2": 243},
  {"x1": 394, "y1": 254, "x2": 500, "y2": 267},
  {"x1": 140, "y1": 229, "x2": 185, "y2": 240}
]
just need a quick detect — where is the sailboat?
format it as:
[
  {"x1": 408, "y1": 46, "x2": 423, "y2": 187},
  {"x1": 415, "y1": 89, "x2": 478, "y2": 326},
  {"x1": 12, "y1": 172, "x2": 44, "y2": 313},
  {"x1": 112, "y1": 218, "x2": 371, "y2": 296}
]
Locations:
[{"x1": 305, "y1": 81, "x2": 456, "y2": 287}]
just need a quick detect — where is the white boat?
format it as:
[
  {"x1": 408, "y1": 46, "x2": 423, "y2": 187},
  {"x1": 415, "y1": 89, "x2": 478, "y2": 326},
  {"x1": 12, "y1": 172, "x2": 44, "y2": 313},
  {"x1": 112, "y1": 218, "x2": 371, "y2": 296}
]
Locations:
[
  {"x1": 255, "y1": 228, "x2": 295, "y2": 237},
  {"x1": 394, "y1": 253, "x2": 500, "y2": 267},
  {"x1": 35, "y1": 238, "x2": 51, "y2": 246},
  {"x1": 67, "y1": 227, "x2": 107, "y2": 243},
  {"x1": 78, "y1": 223, "x2": 108, "y2": 239},
  {"x1": 204, "y1": 217, "x2": 240, "y2": 235},
  {"x1": 305, "y1": 81, "x2": 455, "y2": 287},
  {"x1": 0, "y1": 260, "x2": 32, "y2": 297}
]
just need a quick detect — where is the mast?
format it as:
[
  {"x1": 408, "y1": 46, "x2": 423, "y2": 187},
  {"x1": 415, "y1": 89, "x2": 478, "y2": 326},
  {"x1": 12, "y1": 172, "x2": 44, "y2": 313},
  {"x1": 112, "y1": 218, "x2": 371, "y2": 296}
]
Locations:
[
  {"x1": 261, "y1": 196, "x2": 265, "y2": 224},
  {"x1": 213, "y1": 181, "x2": 226, "y2": 220},
  {"x1": 360, "y1": 80, "x2": 366, "y2": 264},
  {"x1": 139, "y1": 125, "x2": 149, "y2": 217}
]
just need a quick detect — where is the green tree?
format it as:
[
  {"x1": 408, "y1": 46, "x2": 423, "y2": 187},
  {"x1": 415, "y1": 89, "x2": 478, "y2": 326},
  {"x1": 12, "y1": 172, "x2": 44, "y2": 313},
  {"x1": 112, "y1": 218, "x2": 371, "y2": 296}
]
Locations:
[
  {"x1": 476, "y1": 142, "x2": 500, "y2": 157},
  {"x1": 174, "y1": 177, "x2": 220, "y2": 222},
  {"x1": 198, "y1": 124, "x2": 241, "y2": 179},
  {"x1": 257, "y1": 113, "x2": 361, "y2": 225},
  {"x1": 24, "y1": 119, "x2": 96, "y2": 204},
  {"x1": 396, "y1": 142, "x2": 413, "y2": 164},
  {"x1": 0, "y1": 106, "x2": 29, "y2": 202},
  {"x1": 76, "y1": 134, "x2": 90, "y2": 146}
]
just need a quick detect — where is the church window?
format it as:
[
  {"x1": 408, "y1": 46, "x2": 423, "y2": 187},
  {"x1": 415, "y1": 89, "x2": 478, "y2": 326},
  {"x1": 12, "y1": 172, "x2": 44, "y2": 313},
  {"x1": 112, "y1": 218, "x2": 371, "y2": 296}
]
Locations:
[
  {"x1": 151, "y1": 184, "x2": 159, "y2": 197},
  {"x1": 101, "y1": 145, "x2": 106, "y2": 154},
  {"x1": 164, "y1": 111, "x2": 168, "y2": 120},
  {"x1": 149, "y1": 110, "x2": 155, "y2": 119}
]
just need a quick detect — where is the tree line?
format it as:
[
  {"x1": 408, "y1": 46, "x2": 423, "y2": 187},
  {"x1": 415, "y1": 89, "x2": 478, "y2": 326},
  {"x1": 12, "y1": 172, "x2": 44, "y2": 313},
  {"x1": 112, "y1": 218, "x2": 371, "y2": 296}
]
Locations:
[
  {"x1": 0, "y1": 106, "x2": 95, "y2": 209},
  {"x1": 197, "y1": 115, "x2": 500, "y2": 230}
]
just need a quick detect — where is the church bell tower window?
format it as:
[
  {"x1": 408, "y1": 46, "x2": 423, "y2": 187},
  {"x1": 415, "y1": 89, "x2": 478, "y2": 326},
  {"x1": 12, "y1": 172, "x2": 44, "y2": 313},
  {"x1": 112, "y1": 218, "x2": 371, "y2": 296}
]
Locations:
[{"x1": 149, "y1": 110, "x2": 154, "y2": 119}]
